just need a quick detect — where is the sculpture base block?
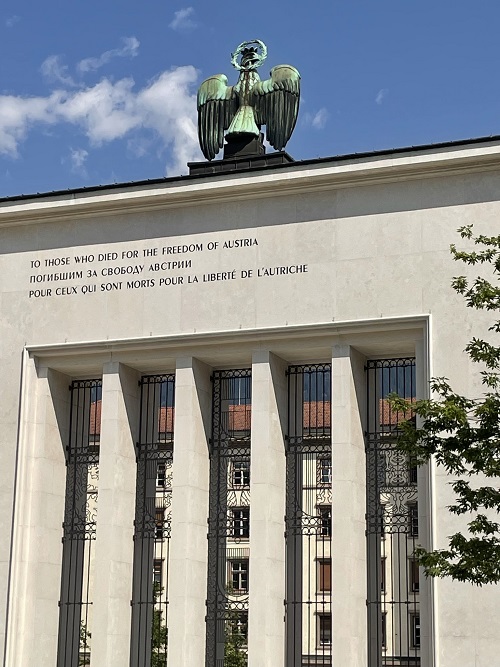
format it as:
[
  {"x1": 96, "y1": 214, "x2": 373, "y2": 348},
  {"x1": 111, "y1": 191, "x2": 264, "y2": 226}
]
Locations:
[
  {"x1": 223, "y1": 134, "x2": 266, "y2": 159},
  {"x1": 188, "y1": 151, "x2": 295, "y2": 176}
]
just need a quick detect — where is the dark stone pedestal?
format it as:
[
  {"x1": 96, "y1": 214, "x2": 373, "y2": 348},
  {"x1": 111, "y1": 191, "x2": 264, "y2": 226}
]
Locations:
[
  {"x1": 188, "y1": 132, "x2": 295, "y2": 176},
  {"x1": 223, "y1": 134, "x2": 266, "y2": 159},
  {"x1": 188, "y1": 150, "x2": 295, "y2": 176}
]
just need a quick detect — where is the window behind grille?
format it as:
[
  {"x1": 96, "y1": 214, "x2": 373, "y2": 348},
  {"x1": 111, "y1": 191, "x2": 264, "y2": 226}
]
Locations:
[
  {"x1": 56, "y1": 379, "x2": 102, "y2": 667},
  {"x1": 206, "y1": 369, "x2": 251, "y2": 667},
  {"x1": 285, "y1": 363, "x2": 332, "y2": 667},
  {"x1": 130, "y1": 373, "x2": 175, "y2": 667},
  {"x1": 366, "y1": 358, "x2": 420, "y2": 667}
]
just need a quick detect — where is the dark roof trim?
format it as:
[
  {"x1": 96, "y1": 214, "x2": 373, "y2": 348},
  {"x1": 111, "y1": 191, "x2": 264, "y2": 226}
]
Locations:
[{"x1": 2, "y1": 134, "x2": 500, "y2": 204}]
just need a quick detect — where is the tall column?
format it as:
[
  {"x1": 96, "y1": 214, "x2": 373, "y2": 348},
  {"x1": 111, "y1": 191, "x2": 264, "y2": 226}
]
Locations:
[
  {"x1": 91, "y1": 362, "x2": 140, "y2": 665},
  {"x1": 331, "y1": 344, "x2": 367, "y2": 667},
  {"x1": 5, "y1": 361, "x2": 70, "y2": 667},
  {"x1": 248, "y1": 351, "x2": 287, "y2": 667},
  {"x1": 168, "y1": 357, "x2": 212, "y2": 667}
]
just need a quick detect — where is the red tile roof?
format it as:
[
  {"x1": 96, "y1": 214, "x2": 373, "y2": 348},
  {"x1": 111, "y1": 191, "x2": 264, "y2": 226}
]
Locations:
[
  {"x1": 89, "y1": 400, "x2": 101, "y2": 435},
  {"x1": 379, "y1": 398, "x2": 415, "y2": 427},
  {"x1": 228, "y1": 404, "x2": 251, "y2": 432},
  {"x1": 89, "y1": 400, "x2": 336, "y2": 435},
  {"x1": 158, "y1": 406, "x2": 175, "y2": 434},
  {"x1": 303, "y1": 401, "x2": 331, "y2": 428}
]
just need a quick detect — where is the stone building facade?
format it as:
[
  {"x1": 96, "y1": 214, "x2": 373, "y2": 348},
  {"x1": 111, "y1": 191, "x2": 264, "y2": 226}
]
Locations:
[{"x1": 1, "y1": 137, "x2": 499, "y2": 667}]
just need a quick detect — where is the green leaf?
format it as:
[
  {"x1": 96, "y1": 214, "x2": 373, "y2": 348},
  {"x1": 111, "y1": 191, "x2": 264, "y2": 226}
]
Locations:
[{"x1": 392, "y1": 225, "x2": 500, "y2": 585}]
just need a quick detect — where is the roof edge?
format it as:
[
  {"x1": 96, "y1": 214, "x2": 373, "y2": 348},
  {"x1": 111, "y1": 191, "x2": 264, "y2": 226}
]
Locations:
[{"x1": 2, "y1": 134, "x2": 500, "y2": 204}]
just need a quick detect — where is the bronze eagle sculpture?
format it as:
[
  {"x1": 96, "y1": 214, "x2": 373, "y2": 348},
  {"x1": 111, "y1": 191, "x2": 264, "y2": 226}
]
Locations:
[{"x1": 197, "y1": 39, "x2": 300, "y2": 161}]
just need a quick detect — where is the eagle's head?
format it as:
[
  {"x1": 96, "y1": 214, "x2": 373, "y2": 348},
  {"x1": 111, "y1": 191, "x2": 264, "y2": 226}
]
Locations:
[{"x1": 240, "y1": 47, "x2": 259, "y2": 70}]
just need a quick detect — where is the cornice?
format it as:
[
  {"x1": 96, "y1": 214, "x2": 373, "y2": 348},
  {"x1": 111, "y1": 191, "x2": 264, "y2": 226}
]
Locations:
[
  {"x1": 2, "y1": 143, "x2": 500, "y2": 227},
  {"x1": 27, "y1": 315, "x2": 427, "y2": 356}
]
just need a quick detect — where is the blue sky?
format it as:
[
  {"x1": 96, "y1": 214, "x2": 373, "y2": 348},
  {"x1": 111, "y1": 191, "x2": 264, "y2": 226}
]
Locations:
[{"x1": 1, "y1": 1, "x2": 500, "y2": 197}]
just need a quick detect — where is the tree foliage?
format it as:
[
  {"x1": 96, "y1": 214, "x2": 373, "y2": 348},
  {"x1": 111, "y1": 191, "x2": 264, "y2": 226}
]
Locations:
[
  {"x1": 223, "y1": 585, "x2": 248, "y2": 667},
  {"x1": 223, "y1": 625, "x2": 247, "y2": 667},
  {"x1": 79, "y1": 621, "x2": 91, "y2": 666},
  {"x1": 151, "y1": 584, "x2": 168, "y2": 667},
  {"x1": 390, "y1": 225, "x2": 500, "y2": 585}
]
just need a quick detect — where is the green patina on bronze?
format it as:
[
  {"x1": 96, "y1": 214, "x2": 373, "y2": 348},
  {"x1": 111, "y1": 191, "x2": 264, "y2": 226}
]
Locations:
[{"x1": 197, "y1": 39, "x2": 300, "y2": 160}]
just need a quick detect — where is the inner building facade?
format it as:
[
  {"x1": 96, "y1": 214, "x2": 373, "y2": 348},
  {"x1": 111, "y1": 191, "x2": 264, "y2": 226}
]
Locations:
[{"x1": 6, "y1": 328, "x2": 430, "y2": 667}]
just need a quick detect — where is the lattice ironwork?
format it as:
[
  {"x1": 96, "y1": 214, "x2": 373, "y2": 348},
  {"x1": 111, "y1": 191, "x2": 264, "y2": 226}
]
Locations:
[
  {"x1": 206, "y1": 369, "x2": 251, "y2": 667},
  {"x1": 130, "y1": 374, "x2": 175, "y2": 667},
  {"x1": 285, "y1": 364, "x2": 332, "y2": 667},
  {"x1": 57, "y1": 379, "x2": 102, "y2": 667},
  {"x1": 366, "y1": 358, "x2": 420, "y2": 667}
]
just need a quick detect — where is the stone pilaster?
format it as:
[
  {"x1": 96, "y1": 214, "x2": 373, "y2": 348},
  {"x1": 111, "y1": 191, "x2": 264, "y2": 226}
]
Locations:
[
  {"x1": 248, "y1": 351, "x2": 288, "y2": 667},
  {"x1": 331, "y1": 345, "x2": 367, "y2": 667},
  {"x1": 168, "y1": 357, "x2": 212, "y2": 667},
  {"x1": 90, "y1": 362, "x2": 140, "y2": 666}
]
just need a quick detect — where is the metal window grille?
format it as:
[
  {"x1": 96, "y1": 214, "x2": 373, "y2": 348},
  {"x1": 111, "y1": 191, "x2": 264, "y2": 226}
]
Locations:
[
  {"x1": 366, "y1": 358, "x2": 420, "y2": 667},
  {"x1": 130, "y1": 374, "x2": 175, "y2": 667},
  {"x1": 57, "y1": 379, "x2": 102, "y2": 667},
  {"x1": 206, "y1": 369, "x2": 251, "y2": 667},
  {"x1": 285, "y1": 364, "x2": 332, "y2": 667}
]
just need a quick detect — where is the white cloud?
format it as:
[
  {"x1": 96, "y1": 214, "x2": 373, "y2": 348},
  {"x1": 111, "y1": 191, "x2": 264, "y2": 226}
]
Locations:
[
  {"x1": 0, "y1": 94, "x2": 58, "y2": 156},
  {"x1": 41, "y1": 38, "x2": 140, "y2": 88},
  {"x1": 6, "y1": 15, "x2": 20, "y2": 28},
  {"x1": 67, "y1": 148, "x2": 89, "y2": 176},
  {"x1": 303, "y1": 107, "x2": 329, "y2": 130},
  {"x1": 375, "y1": 88, "x2": 388, "y2": 105},
  {"x1": 0, "y1": 66, "x2": 201, "y2": 175},
  {"x1": 169, "y1": 7, "x2": 197, "y2": 32},
  {"x1": 40, "y1": 55, "x2": 77, "y2": 87},
  {"x1": 77, "y1": 36, "x2": 140, "y2": 73},
  {"x1": 311, "y1": 108, "x2": 329, "y2": 130},
  {"x1": 70, "y1": 148, "x2": 88, "y2": 168},
  {"x1": 57, "y1": 78, "x2": 139, "y2": 143}
]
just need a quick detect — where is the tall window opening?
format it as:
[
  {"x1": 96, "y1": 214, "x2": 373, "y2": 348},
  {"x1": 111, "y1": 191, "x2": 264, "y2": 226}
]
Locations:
[
  {"x1": 206, "y1": 370, "x2": 251, "y2": 667},
  {"x1": 57, "y1": 379, "x2": 102, "y2": 667},
  {"x1": 366, "y1": 358, "x2": 420, "y2": 667},
  {"x1": 130, "y1": 374, "x2": 175, "y2": 667},
  {"x1": 285, "y1": 364, "x2": 332, "y2": 667}
]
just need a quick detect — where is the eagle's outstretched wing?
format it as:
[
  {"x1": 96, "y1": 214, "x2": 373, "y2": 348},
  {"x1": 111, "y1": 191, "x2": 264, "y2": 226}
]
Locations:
[
  {"x1": 197, "y1": 74, "x2": 237, "y2": 160},
  {"x1": 253, "y1": 65, "x2": 300, "y2": 151}
]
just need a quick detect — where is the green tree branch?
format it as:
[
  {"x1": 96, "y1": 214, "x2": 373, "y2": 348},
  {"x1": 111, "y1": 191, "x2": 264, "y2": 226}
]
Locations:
[{"x1": 389, "y1": 225, "x2": 500, "y2": 585}]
